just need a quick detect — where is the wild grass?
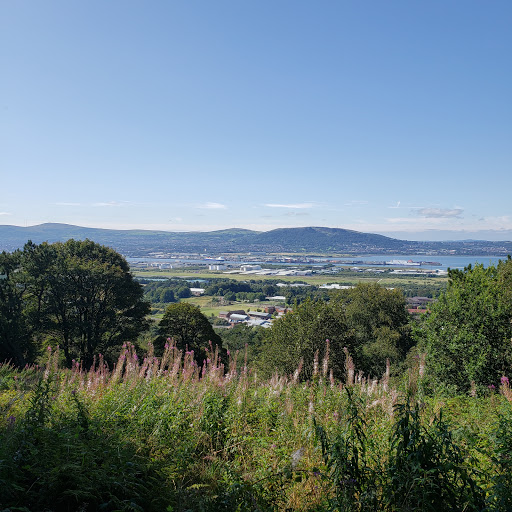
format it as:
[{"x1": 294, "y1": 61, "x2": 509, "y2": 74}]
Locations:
[{"x1": 1, "y1": 344, "x2": 511, "y2": 511}]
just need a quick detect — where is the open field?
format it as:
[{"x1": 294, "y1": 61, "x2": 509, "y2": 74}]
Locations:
[
  {"x1": 149, "y1": 295, "x2": 282, "y2": 320},
  {"x1": 180, "y1": 295, "x2": 281, "y2": 318}
]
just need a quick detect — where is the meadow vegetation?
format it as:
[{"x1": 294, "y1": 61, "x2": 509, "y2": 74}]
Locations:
[{"x1": 2, "y1": 344, "x2": 512, "y2": 511}]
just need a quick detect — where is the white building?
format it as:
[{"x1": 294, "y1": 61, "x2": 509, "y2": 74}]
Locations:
[
  {"x1": 209, "y1": 264, "x2": 226, "y2": 271},
  {"x1": 240, "y1": 264, "x2": 262, "y2": 272}
]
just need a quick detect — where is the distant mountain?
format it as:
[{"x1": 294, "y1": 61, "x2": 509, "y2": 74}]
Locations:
[
  {"x1": 1, "y1": 223, "x2": 512, "y2": 256},
  {"x1": 253, "y1": 227, "x2": 403, "y2": 252}
]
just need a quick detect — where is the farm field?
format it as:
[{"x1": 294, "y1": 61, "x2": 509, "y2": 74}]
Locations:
[{"x1": 180, "y1": 296, "x2": 278, "y2": 318}]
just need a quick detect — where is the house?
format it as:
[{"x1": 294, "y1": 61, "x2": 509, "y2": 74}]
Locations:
[
  {"x1": 406, "y1": 296, "x2": 434, "y2": 307},
  {"x1": 240, "y1": 264, "x2": 262, "y2": 272},
  {"x1": 209, "y1": 264, "x2": 226, "y2": 271},
  {"x1": 246, "y1": 319, "x2": 272, "y2": 328},
  {"x1": 229, "y1": 314, "x2": 250, "y2": 323},
  {"x1": 226, "y1": 310, "x2": 246, "y2": 318},
  {"x1": 247, "y1": 311, "x2": 272, "y2": 320},
  {"x1": 190, "y1": 288, "x2": 205, "y2": 296}
]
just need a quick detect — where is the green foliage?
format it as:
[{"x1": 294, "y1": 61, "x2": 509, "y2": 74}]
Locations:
[
  {"x1": 387, "y1": 399, "x2": 484, "y2": 511},
  {"x1": 260, "y1": 284, "x2": 412, "y2": 381},
  {"x1": 315, "y1": 388, "x2": 383, "y2": 511},
  {"x1": 259, "y1": 298, "x2": 349, "y2": 380},
  {"x1": 0, "y1": 251, "x2": 33, "y2": 365},
  {"x1": 332, "y1": 283, "x2": 413, "y2": 378},
  {"x1": 0, "y1": 240, "x2": 150, "y2": 367},
  {"x1": 157, "y1": 302, "x2": 223, "y2": 363},
  {"x1": 1, "y1": 350, "x2": 512, "y2": 511},
  {"x1": 421, "y1": 257, "x2": 512, "y2": 393},
  {"x1": 488, "y1": 406, "x2": 512, "y2": 510},
  {"x1": 218, "y1": 323, "x2": 264, "y2": 369}
]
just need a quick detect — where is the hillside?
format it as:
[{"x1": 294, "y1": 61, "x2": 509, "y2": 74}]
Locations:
[{"x1": 1, "y1": 223, "x2": 511, "y2": 256}]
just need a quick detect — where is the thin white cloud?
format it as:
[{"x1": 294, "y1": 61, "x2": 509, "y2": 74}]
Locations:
[
  {"x1": 265, "y1": 203, "x2": 314, "y2": 209},
  {"x1": 388, "y1": 202, "x2": 424, "y2": 209},
  {"x1": 92, "y1": 201, "x2": 127, "y2": 207},
  {"x1": 0, "y1": 212, "x2": 12, "y2": 216},
  {"x1": 418, "y1": 208, "x2": 463, "y2": 219},
  {"x1": 285, "y1": 211, "x2": 310, "y2": 217},
  {"x1": 196, "y1": 202, "x2": 227, "y2": 210},
  {"x1": 344, "y1": 200, "x2": 368, "y2": 207}
]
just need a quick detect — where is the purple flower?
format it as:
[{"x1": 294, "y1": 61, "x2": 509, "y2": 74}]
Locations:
[
  {"x1": 7, "y1": 415, "x2": 15, "y2": 426},
  {"x1": 489, "y1": 384, "x2": 496, "y2": 389},
  {"x1": 502, "y1": 376, "x2": 510, "y2": 386}
]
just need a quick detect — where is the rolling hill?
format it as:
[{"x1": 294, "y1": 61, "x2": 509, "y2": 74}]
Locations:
[{"x1": 1, "y1": 223, "x2": 511, "y2": 256}]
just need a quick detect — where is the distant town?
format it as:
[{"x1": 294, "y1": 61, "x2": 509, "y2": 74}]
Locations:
[{"x1": 130, "y1": 254, "x2": 449, "y2": 277}]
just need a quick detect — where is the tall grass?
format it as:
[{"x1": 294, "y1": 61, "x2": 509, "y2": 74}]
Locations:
[{"x1": 1, "y1": 342, "x2": 511, "y2": 511}]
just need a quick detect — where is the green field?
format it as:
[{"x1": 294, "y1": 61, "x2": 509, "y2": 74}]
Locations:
[{"x1": 180, "y1": 295, "x2": 282, "y2": 318}]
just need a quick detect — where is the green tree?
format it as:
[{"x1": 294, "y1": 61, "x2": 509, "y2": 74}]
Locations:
[
  {"x1": 23, "y1": 239, "x2": 150, "y2": 366},
  {"x1": 159, "y1": 288, "x2": 175, "y2": 303},
  {"x1": 331, "y1": 283, "x2": 413, "y2": 378},
  {"x1": 219, "y1": 324, "x2": 265, "y2": 369},
  {"x1": 177, "y1": 287, "x2": 191, "y2": 298},
  {"x1": 157, "y1": 302, "x2": 222, "y2": 364},
  {"x1": 259, "y1": 299, "x2": 350, "y2": 380},
  {"x1": 0, "y1": 251, "x2": 33, "y2": 365},
  {"x1": 420, "y1": 257, "x2": 512, "y2": 393}
]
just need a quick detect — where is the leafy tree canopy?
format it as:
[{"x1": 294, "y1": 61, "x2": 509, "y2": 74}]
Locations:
[
  {"x1": 1, "y1": 240, "x2": 150, "y2": 367},
  {"x1": 420, "y1": 257, "x2": 512, "y2": 393},
  {"x1": 259, "y1": 284, "x2": 412, "y2": 381},
  {"x1": 0, "y1": 250, "x2": 33, "y2": 365},
  {"x1": 331, "y1": 283, "x2": 413, "y2": 377},
  {"x1": 157, "y1": 302, "x2": 223, "y2": 364},
  {"x1": 258, "y1": 299, "x2": 350, "y2": 380}
]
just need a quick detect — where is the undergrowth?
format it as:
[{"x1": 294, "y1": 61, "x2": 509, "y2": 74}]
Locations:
[{"x1": 1, "y1": 343, "x2": 511, "y2": 511}]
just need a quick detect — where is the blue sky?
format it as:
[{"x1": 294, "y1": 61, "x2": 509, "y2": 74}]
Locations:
[{"x1": 1, "y1": 1, "x2": 511, "y2": 240}]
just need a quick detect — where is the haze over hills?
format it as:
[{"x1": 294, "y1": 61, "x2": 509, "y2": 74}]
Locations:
[{"x1": 1, "y1": 223, "x2": 511, "y2": 256}]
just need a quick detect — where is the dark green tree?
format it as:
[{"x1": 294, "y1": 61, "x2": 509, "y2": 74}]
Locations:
[
  {"x1": 420, "y1": 257, "x2": 512, "y2": 393},
  {"x1": 0, "y1": 251, "x2": 33, "y2": 365},
  {"x1": 23, "y1": 239, "x2": 150, "y2": 366},
  {"x1": 157, "y1": 302, "x2": 222, "y2": 364},
  {"x1": 331, "y1": 283, "x2": 413, "y2": 378},
  {"x1": 159, "y1": 288, "x2": 175, "y2": 303},
  {"x1": 177, "y1": 287, "x2": 191, "y2": 298}
]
